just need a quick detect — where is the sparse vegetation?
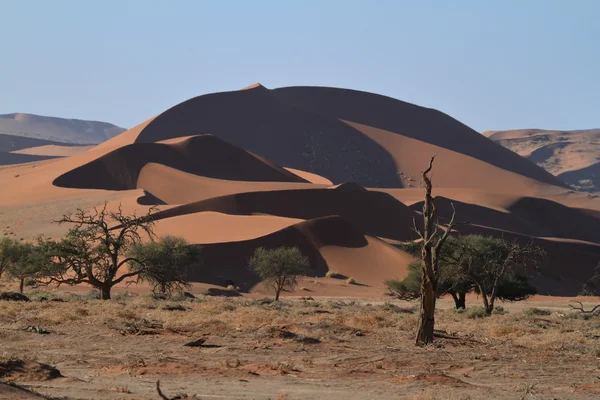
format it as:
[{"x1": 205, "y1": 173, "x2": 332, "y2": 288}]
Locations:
[
  {"x1": 5, "y1": 239, "x2": 49, "y2": 293},
  {"x1": 325, "y1": 270, "x2": 345, "y2": 279},
  {"x1": 394, "y1": 235, "x2": 542, "y2": 315},
  {"x1": 39, "y1": 203, "x2": 158, "y2": 300},
  {"x1": 346, "y1": 277, "x2": 356, "y2": 285},
  {"x1": 127, "y1": 235, "x2": 200, "y2": 295},
  {"x1": 248, "y1": 247, "x2": 309, "y2": 301}
]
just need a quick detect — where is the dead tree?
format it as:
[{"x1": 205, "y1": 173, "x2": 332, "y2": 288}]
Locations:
[
  {"x1": 569, "y1": 301, "x2": 600, "y2": 314},
  {"x1": 412, "y1": 156, "x2": 457, "y2": 345},
  {"x1": 42, "y1": 203, "x2": 157, "y2": 300}
]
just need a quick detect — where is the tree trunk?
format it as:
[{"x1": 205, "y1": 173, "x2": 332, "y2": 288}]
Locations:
[
  {"x1": 416, "y1": 278, "x2": 436, "y2": 345},
  {"x1": 19, "y1": 277, "x2": 25, "y2": 294},
  {"x1": 485, "y1": 295, "x2": 495, "y2": 315},
  {"x1": 449, "y1": 291, "x2": 466, "y2": 309},
  {"x1": 457, "y1": 291, "x2": 466, "y2": 309},
  {"x1": 480, "y1": 291, "x2": 492, "y2": 315},
  {"x1": 275, "y1": 286, "x2": 281, "y2": 301},
  {"x1": 99, "y1": 285, "x2": 111, "y2": 300}
]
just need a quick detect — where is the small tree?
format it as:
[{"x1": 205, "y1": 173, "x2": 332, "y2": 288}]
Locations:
[
  {"x1": 128, "y1": 236, "x2": 200, "y2": 295},
  {"x1": 42, "y1": 203, "x2": 156, "y2": 300},
  {"x1": 248, "y1": 247, "x2": 309, "y2": 301},
  {"x1": 5, "y1": 239, "x2": 49, "y2": 293},
  {"x1": 458, "y1": 236, "x2": 542, "y2": 315}
]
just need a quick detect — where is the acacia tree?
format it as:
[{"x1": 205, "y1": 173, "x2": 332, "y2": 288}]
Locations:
[
  {"x1": 412, "y1": 156, "x2": 458, "y2": 345},
  {"x1": 6, "y1": 239, "x2": 50, "y2": 293},
  {"x1": 390, "y1": 235, "x2": 540, "y2": 312},
  {"x1": 248, "y1": 246, "x2": 309, "y2": 301},
  {"x1": 128, "y1": 235, "x2": 200, "y2": 295},
  {"x1": 42, "y1": 203, "x2": 157, "y2": 300},
  {"x1": 389, "y1": 236, "x2": 472, "y2": 309},
  {"x1": 457, "y1": 236, "x2": 542, "y2": 315}
]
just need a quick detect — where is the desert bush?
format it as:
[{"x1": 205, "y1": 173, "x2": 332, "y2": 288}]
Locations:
[
  {"x1": 346, "y1": 277, "x2": 356, "y2": 285},
  {"x1": 466, "y1": 306, "x2": 488, "y2": 319},
  {"x1": 524, "y1": 308, "x2": 552, "y2": 316},
  {"x1": 325, "y1": 271, "x2": 345, "y2": 279},
  {"x1": 248, "y1": 247, "x2": 309, "y2": 301}
]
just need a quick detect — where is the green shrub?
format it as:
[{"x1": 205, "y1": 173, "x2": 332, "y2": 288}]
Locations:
[
  {"x1": 524, "y1": 308, "x2": 552, "y2": 316},
  {"x1": 466, "y1": 307, "x2": 488, "y2": 319}
]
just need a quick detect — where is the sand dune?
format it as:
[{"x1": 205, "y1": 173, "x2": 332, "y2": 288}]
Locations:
[
  {"x1": 272, "y1": 86, "x2": 568, "y2": 189},
  {"x1": 408, "y1": 195, "x2": 600, "y2": 244},
  {"x1": 12, "y1": 144, "x2": 95, "y2": 157},
  {"x1": 182, "y1": 215, "x2": 411, "y2": 291},
  {"x1": 0, "y1": 152, "x2": 60, "y2": 165},
  {"x1": 133, "y1": 84, "x2": 401, "y2": 187},
  {"x1": 53, "y1": 134, "x2": 307, "y2": 190},
  {"x1": 0, "y1": 113, "x2": 125, "y2": 144},
  {"x1": 154, "y1": 211, "x2": 303, "y2": 244},
  {"x1": 149, "y1": 185, "x2": 420, "y2": 241},
  {"x1": 137, "y1": 163, "x2": 324, "y2": 204},
  {"x1": 485, "y1": 128, "x2": 600, "y2": 192}
]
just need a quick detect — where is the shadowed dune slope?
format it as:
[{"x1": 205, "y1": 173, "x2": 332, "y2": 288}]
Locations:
[
  {"x1": 0, "y1": 152, "x2": 60, "y2": 165},
  {"x1": 440, "y1": 223, "x2": 600, "y2": 296},
  {"x1": 184, "y1": 215, "x2": 411, "y2": 290},
  {"x1": 53, "y1": 134, "x2": 307, "y2": 190},
  {"x1": 134, "y1": 84, "x2": 402, "y2": 187},
  {"x1": 271, "y1": 86, "x2": 569, "y2": 189},
  {"x1": 0, "y1": 133, "x2": 69, "y2": 152},
  {"x1": 410, "y1": 196, "x2": 600, "y2": 244},
  {"x1": 150, "y1": 185, "x2": 420, "y2": 241}
]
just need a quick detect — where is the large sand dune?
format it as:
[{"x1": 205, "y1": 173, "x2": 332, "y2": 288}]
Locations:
[
  {"x1": 53, "y1": 134, "x2": 306, "y2": 190},
  {"x1": 1, "y1": 84, "x2": 599, "y2": 296}
]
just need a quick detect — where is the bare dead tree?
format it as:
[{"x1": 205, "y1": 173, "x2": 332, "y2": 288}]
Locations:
[
  {"x1": 568, "y1": 301, "x2": 600, "y2": 314},
  {"x1": 41, "y1": 203, "x2": 157, "y2": 300},
  {"x1": 412, "y1": 155, "x2": 458, "y2": 345}
]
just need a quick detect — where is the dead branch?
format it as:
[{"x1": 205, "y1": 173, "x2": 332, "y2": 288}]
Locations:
[
  {"x1": 156, "y1": 380, "x2": 170, "y2": 400},
  {"x1": 568, "y1": 301, "x2": 600, "y2": 314}
]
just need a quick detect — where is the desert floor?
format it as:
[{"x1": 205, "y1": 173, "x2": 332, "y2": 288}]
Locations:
[{"x1": 1, "y1": 289, "x2": 600, "y2": 400}]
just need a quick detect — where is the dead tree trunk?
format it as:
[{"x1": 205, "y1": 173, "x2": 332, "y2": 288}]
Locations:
[{"x1": 413, "y1": 156, "x2": 457, "y2": 345}]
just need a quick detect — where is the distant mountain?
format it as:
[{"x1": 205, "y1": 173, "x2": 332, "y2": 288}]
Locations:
[
  {"x1": 484, "y1": 129, "x2": 600, "y2": 192},
  {"x1": 0, "y1": 113, "x2": 125, "y2": 144}
]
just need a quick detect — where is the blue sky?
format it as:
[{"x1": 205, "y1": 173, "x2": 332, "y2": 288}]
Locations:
[{"x1": 1, "y1": 0, "x2": 598, "y2": 132}]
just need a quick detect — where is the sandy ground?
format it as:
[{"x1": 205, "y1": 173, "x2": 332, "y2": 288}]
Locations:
[{"x1": 1, "y1": 288, "x2": 600, "y2": 400}]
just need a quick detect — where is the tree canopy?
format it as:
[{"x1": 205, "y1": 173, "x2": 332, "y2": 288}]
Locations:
[{"x1": 248, "y1": 247, "x2": 309, "y2": 301}]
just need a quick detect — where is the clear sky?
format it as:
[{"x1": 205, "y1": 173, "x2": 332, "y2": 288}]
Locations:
[{"x1": 1, "y1": 0, "x2": 598, "y2": 132}]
